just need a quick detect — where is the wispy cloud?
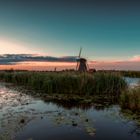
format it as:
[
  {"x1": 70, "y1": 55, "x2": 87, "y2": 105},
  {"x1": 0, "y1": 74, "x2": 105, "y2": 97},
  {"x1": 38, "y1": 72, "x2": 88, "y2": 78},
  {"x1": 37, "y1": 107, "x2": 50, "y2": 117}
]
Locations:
[
  {"x1": 130, "y1": 55, "x2": 140, "y2": 62},
  {"x1": 0, "y1": 54, "x2": 77, "y2": 65},
  {"x1": 0, "y1": 54, "x2": 140, "y2": 65},
  {"x1": 0, "y1": 54, "x2": 139, "y2": 71}
]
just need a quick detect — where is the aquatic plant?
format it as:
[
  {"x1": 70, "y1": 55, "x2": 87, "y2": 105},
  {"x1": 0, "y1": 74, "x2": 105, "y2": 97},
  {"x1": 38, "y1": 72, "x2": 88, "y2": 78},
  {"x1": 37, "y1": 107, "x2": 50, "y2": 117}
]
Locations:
[
  {"x1": 120, "y1": 71, "x2": 140, "y2": 78},
  {"x1": 0, "y1": 71, "x2": 127, "y2": 96},
  {"x1": 120, "y1": 85, "x2": 140, "y2": 112}
]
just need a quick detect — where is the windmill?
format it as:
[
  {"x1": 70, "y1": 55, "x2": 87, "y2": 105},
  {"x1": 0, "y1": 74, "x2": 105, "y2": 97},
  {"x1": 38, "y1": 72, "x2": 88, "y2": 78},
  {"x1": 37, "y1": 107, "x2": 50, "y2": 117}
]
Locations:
[{"x1": 76, "y1": 48, "x2": 89, "y2": 72}]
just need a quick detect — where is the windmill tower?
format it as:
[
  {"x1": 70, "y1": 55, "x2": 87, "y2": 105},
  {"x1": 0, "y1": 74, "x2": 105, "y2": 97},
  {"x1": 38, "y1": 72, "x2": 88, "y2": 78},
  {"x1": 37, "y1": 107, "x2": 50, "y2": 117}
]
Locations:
[{"x1": 76, "y1": 48, "x2": 88, "y2": 72}]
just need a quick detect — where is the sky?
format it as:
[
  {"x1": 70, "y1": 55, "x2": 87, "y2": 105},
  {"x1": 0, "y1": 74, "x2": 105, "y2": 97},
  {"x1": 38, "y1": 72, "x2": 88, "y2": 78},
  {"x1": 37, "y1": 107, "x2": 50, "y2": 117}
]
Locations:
[{"x1": 0, "y1": 0, "x2": 140, "y2": 70}]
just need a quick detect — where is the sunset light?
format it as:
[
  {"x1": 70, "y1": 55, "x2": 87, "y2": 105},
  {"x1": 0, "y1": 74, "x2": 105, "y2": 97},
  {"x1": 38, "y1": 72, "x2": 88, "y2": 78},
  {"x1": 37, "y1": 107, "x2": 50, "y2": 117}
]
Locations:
[
  {"x1": 0, "y1": 39, "x2": 31, "y2": 54},
  {"x1": 0, "y1": 1, "x2": 140, "y2": 140}
]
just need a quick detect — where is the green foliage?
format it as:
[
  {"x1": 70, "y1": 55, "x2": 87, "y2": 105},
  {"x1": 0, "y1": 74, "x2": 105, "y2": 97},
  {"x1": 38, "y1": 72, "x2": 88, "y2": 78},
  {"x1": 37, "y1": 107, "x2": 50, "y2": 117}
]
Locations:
[
  {"x1": 0, "y1": 71, "x2": 127, "y2": 96},
  {"x1": 120, "y1": 86, "x2": 140, "y2": 112},
  {"x1": 91, "y1": 73, "x2": 127, "y2": 96},
  {"x1": 120, "y1": 71, "x2": 140, "y2": 78}
]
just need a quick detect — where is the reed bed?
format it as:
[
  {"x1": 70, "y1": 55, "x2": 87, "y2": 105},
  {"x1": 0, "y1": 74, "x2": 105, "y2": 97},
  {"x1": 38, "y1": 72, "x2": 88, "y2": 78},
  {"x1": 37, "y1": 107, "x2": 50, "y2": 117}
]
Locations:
[
  {"x1": 120, "y1": 71, "x2": 140, "y2": 78},
  {"x1": 120, "y1": 85, "x2": 140, "y2": 112},
  {"x1": 0, "y1": 71, "x2": 127, "y2": 96}
]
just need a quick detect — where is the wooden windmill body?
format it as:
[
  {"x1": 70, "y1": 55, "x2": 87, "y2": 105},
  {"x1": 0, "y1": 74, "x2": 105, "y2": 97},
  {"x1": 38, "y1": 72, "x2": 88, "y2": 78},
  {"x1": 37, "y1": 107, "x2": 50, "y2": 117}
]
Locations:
[{"x1": 76, "y1": 48, "x2": 88, "y2": 72}]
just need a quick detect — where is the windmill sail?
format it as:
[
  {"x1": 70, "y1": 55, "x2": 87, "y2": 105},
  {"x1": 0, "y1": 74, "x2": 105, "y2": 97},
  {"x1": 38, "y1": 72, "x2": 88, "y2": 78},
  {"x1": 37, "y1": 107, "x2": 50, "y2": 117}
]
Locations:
[
  {"x1": 79, "y1": 47, "x2": 82, "y2": 58},
  {"x1": 76, "y1": 48, "x2": 82, "y2": 70}
]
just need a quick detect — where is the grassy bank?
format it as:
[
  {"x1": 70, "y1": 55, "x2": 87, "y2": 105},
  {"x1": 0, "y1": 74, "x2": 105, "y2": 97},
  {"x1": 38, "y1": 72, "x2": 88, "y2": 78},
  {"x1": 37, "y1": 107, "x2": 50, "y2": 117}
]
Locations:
[
  {"x1": 120, "y1": 71, "x2": 140, "y2": 78},
  {"x1": 0, "y1": 71, "x2": 140, "y2": 114},
  {"x1": 120, "y1": 85, "x2": 140, "y2": 112},
  {"x1": 0, "y1": 71, "x2": 126, "y2": 96},
  {"x1": 98, "y1": 70, "x2": 140, "y2": 78}
]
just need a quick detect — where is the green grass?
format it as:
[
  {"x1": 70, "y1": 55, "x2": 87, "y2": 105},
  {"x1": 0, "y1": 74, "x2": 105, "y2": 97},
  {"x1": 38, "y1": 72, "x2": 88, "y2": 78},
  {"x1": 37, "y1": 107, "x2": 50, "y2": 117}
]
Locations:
[
  {"x1": 120, "y1": 86, "x2": 140, "y2": 112},
  {"x1": 98, "y1": 70, "x2": 140, "y2": 78},
  {"x1": 1, "y1": 71, "x2": 139, "y2": 113},
  {"x1": 120, "y1": 71, "x2": 140, "y2": 78},
  {"x1": 0, "y1": 71, "x2": 127, "y2": 96}
]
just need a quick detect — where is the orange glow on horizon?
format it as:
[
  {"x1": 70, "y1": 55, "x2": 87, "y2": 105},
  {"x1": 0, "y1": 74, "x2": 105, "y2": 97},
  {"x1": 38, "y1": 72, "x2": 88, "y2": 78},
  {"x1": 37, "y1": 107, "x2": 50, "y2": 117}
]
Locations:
[
  {"x1": 0, "y1": 61, "x2": 77, "y2": 71},
  {"x1": 0, "y1": 61, "x2": 139, "y2": 71}
]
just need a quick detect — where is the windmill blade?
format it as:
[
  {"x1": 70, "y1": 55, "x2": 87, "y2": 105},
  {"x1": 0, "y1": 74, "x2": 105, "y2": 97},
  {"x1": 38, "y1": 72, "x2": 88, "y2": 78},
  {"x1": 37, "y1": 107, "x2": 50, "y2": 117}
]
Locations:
[
  {"x1": 87, "y1": 63, "x2": 90, "y2": 70},
  {"x1": 76, "y1": 47, "x2": 82, "y2": 71},
  {"x1": 76, "y1": 61, "x2": 79, "y2": 70},
  {"x1": 85, "y1": 56, "x2": 90, "y2": 71},
  {"x1": 79, "y1": 47, "x2": 82, "y2": 58}
]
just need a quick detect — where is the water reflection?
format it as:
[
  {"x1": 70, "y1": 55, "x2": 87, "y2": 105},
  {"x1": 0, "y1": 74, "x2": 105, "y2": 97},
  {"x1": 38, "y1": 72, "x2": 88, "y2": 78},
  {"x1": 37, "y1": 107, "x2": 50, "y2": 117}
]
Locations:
[
  {"x1": 0, "y1": 83, "x2": 140, "y2": 140},
  {"x1": 125, "y1": 77, "x2": 140, "y2": 87},
  {"x1": 44, "y1": 100, "x2": 114, "y2": 110},
  {"x1": 120, "y1": 110, "x2": 140, "y2": 136}
]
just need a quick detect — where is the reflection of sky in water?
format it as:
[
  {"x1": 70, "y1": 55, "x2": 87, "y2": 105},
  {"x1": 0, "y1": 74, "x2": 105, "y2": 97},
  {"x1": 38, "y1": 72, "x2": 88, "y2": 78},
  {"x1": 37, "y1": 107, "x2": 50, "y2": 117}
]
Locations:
[
  {"x1": 0, "y1": 82, "x2": 140, "y2": 140},
  {"x1": 124, "y1": 77, "x2": 140, "y2": 87}
]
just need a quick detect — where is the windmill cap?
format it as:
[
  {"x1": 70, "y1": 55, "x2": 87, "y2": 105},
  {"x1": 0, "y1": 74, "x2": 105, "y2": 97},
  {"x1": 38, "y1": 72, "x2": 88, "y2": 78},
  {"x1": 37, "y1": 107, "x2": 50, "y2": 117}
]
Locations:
[{"x1": 77, "y1": 58, "x2": 87, "y2": 62}]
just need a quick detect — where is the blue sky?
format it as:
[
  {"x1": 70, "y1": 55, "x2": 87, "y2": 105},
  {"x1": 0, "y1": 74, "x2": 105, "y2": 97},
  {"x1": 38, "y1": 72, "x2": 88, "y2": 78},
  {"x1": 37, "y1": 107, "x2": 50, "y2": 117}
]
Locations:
[{"x1": 0, "y1": 0, "x2": 140, "y2": 64}]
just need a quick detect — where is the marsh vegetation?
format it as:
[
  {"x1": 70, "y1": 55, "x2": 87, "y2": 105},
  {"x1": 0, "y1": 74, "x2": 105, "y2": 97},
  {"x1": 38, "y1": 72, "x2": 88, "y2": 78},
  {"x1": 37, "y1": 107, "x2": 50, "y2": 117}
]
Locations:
[
  {"x1": 0, "y1": 71, "x2": 140, "y2": 113},
  {"x1": 0, "y1": 71, "x2": 127, "y2": 96},
  {"x1": 121, "y1": 71, "x2": 140, "y2": 78},
  {"x1": 0, "y1": 71, "x2": 140, "y2": 140},
  {"x1": 120, "y1": 85, "x2": 140, "y2": 112}
]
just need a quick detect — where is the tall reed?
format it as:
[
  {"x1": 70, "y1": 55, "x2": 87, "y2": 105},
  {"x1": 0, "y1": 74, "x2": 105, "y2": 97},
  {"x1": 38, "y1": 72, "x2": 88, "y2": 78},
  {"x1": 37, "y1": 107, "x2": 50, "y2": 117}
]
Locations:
[
  {"x1": 120, "y1": 85, "x2": 140, "y2": 112},
  {"x1": 0, "y1": 71, "x2": 127, "y2": 96}
]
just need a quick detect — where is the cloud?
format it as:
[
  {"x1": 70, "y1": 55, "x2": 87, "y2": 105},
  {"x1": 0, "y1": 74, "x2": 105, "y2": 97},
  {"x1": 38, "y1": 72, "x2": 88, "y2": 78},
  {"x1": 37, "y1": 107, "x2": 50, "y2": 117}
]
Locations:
[
  {"x1": 0, "y1": 54, "x2": 77, "y2": 65},
  {"x1": 130, "y1": 55, "x2": 140, "y2": 62},
  {"x1": 88, "y1": 55, "x2": 140, "y2": 71},
  {"x1": 0, "y1": 54, "x2": 139, "y2": 71}
]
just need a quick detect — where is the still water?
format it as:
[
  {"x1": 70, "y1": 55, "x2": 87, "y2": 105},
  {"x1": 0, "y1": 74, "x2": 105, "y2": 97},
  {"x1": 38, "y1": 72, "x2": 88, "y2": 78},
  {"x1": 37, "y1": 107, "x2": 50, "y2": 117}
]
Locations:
[
  {"x1": 0, "y1": 79, "x2": 140, "y2": 140},
  {"x1": 125, "y1": 77, "x2": 140, "y2": 87}
]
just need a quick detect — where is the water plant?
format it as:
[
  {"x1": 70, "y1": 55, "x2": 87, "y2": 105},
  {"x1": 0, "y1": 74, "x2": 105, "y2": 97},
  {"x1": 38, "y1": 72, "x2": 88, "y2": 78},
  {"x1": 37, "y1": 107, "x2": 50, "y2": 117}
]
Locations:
[
  {"x1": 120, "y1": 71, "x2": 140, "y2": 78},
  {"x1": 0, "y1": 71, "x2": 127, "y2": 96},
  {"x1": 120, "y1": 85, "x2": 140, "y2": 112}
]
